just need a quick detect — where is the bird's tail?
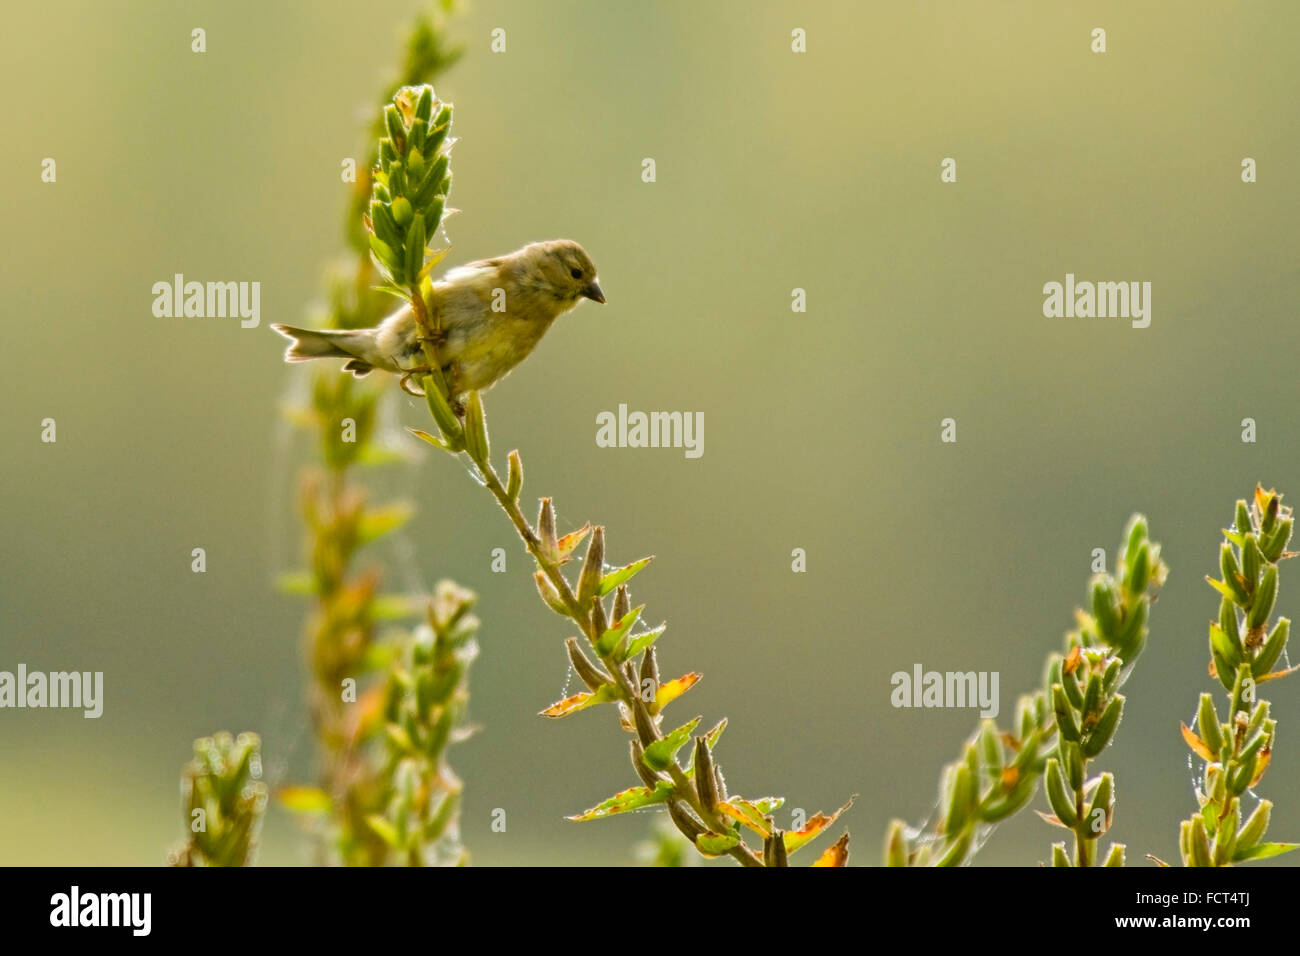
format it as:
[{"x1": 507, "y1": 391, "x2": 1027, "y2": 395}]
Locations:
[{"x1": 272, "y1": 324, "x2": 374, "y2": 375}]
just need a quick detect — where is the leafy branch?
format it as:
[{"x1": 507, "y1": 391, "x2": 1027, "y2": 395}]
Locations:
[
  {"x1": 170, "y1": 732, "x2": 268, "y2": 867},
  {"x1": 276, "y1": 5, "x2": 471, "y2": 866},
  {"x1": 366, "y1": 84, "x2": 852, "y2": 867},
  {"x1": 369, "y1": 581, "x2": 479, "y2": 866},
  {"x1": 886, "y1": 516, "x2": 1166, "y2": 866},
  {"x1": 1176, "y1": 486, "x2": 1298, "y2": 866}
]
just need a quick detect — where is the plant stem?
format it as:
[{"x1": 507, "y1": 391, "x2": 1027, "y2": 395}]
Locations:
[{"x1": 463, "y1": 448, "x2": 764, "y2": 867}]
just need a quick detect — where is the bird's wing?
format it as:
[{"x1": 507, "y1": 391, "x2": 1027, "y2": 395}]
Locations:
[
  {"x1": 433, "y1": 259, "x2": 503, "y2": 330},
  {"x1": 447, "y1": 256, "x2": 506, "y2": 278}
]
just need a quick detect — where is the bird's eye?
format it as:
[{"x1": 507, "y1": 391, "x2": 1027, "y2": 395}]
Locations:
[{"x1": 570, "y1": 268, "x2": 582, "y2": 279}]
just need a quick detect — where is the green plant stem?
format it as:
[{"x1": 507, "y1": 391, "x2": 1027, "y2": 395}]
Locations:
[
  {"x1": 463, "y1": 442, "x2": 764, "y2": 867},
  {"x1": 409, "y1": 283, "x2": 445, "y2": 379},
  {"x1": 1070, "y1": 784, "x2": 1097, "y2": 867}
]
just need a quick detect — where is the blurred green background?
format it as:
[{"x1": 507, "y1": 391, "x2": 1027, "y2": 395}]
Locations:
[{"x1": 3, "y1": 0, "x2": 1299, "y2": 866}]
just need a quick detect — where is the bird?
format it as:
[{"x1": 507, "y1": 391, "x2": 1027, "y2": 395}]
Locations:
[{"x1": 273, "y1": 239, "x2": 604, "y2": 406}]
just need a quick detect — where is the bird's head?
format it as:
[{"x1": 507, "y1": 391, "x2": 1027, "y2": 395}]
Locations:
[{"x1": 525, "y1": 239, "x2": 605, "y2": 307}]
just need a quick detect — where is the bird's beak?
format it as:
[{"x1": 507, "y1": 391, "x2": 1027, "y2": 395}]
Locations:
[{"x1": 582, "y1": 279, "x2": 606, "y2": 304}]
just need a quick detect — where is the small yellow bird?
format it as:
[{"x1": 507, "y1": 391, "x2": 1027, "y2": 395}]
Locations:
[{"x1": 274, "y1": 239, "x2": 604, "y2": 404}]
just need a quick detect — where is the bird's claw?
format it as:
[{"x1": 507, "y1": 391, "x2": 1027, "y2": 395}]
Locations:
[
  {"x1": 398, "y1": 371, "x2": 429, "y2": 397},
  {"x1": 398, "y1": 368, "x2": 463, "y2": 418}
]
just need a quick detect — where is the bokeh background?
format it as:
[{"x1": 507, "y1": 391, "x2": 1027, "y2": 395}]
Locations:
[{"x1": 3, "y1": 1, "x2": 1299, "y2": 865}]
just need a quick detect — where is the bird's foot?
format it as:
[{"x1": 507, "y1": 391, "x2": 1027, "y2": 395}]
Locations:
[
  {"x1": 397, "y1": 368, "x2": 463, "y2": 419},
  {"x1": 398, "y1": 370, "x2": 430, "y2": 397}
]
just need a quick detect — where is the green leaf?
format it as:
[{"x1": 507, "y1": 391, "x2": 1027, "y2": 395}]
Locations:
[
  {"x1": 1232, "y1": 841, "x2": 1300, "y2": 862},
  {"x1": 1011, "y1": 728, "x2": 1044, "y2": 772},
  {"x1": 422, "y1": 196, "x2": 446, "y2": 234},
  {"x1": 366, "y1": 814, "x2": 402, "y2": 849},
  {"x1": 943, "y1": 764, "x2": 974, "y2": 837},
  {"x1": 359, "y1": 641, "x2": 397, "y2": 673},
  {"x1": 276, "y1": 571, "x2": 316, "y2": 596},
  {"x1": 357, "y1": 503, "x2": 413, "y2": 545},
  {"x1": 356, "y1": 443, "x2": 409, "y2": 466},
  {"x1": 506, "y1": 450, "x2": 523, "y2": 501},
  {"x1": 420, "y1": 381, "x2": 463, "y2": 446},
  {"x1": 1125, "y1": 543, "x2": 1151, "y2": 596},
  {"x1": 1087, "y1": 773, "x2": 1114, "y2": 827},
  {"x1": 979, "y1": 774, "x2": 1038, "y2": 822},
  {"x1": 1060, "y1": 668, "x2": 1083, "y2": 710},
  {"x1": 696, "y1": 831, "x2": 740, "y2": 856},
  {"x1": 414, "y1": 86, "x2": 434, "y2": 122},
  {"x1": 389, "y1": 161, "x2": 409, "y2": 198},
  {"x1": 1261, "y1": 517, "x2": 1293, "y2": 562},
  {"x1": 277, "y1": 786, "x2": 332, "y2": 814},
  {"x1": 1091, "y1": 579, "x2": 1119, "y2": 639},
  {"x1": 424, "y1": 791, "x2": 458, "y2": 842},
  {"x1": 1254, "y1": 618, "x2": 1290, "y2": 677},
  {"x1": 1082, "y1": 695, "x2": 1123, "y2": 758},
  {"x1": 382, "y1": 723, "x2": 413, "y2": 759},
  {"x1": 408, "y1": 426, "x2": 450, "y2": 451},
  {"x1": 1196, "y1": 693, "x2": 1224, "y2": 755},
  {"x1": 407, "y1": 125, "x2": 427, "y2": 159},
  {"x1": 596, "y1": 604, "x2": 643, "y2": 657},
  {"x1": 641, "y1": 716, "x2": 701, "y2": 772},
  {"x1": 1235, "y1": 800, "x2": 1272, "y2": 852},
  {"x1": 1236, "y1": 499, "x2": 1253, "y2": 535},
  {"x1": 372, "y1": 594, "x2": 416, "y2": 620},
  {"x1": 404, "y1": 214, "x2": 427, "y2": 290},
  {"x1": 1112, "y1": 600, "x2": 1148, "y2": 658},
  {"x1": 567, "y1": 782, "x2": 673, "y2": 821},
  {"x1": 753, "y1": 796, "x2": 785, "y2": 815},
  {"x1": 370, "y1": 201, "x2": 402, "y2": 251},
  {"x1": 1125, "y1": 515, "x2": 1148, "y2": 556},
  {"x1": 367, "y1": 233, "x2": 401, "y2": 281},
  {"x1": 426, "y1": 105, "x2": 453, "y2": 154},
  {"x1": 414, "y1": 155, "x2": 449, "y2": 209},
  {"x1": 1045, "y1": 760, "x2": 1077, "y2": 828},
  {"x1": 598, "y1": 556, "x2": 653, "y2": 597},
  {"x1": 1206, "y1": 577, "x2": 1237, "y2": 601},
  {"x1": 463, "y1": 391, "x2": 489, "y2": 463},
  {"x1": 1248, "y1": 565, "x2": 1278, "y2": 630},
  {"x1": 384, "y1": 104, "x2": 405, "y2": 147},
  {"x1": 718, "y1": 798, "x2": 771, "y2": 835},
  {"x1": 622, "y1": 624, "x2": 667, "y2": 662},
  {"x1": 1053, "y1": 684, "x2": 1080, "y2": 743}
]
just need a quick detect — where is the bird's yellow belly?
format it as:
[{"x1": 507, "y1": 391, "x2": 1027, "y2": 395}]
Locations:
[{"x1": 447, "y1": 315, "x2": 554, "y2": 392}]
